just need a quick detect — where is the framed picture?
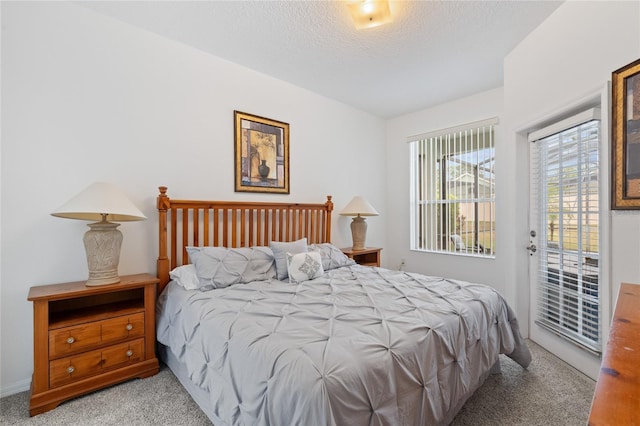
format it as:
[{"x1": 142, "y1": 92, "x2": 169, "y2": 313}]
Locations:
[
  {"x1": 234, "y1": 111, "x2": 289, "y2": 194},
  {"x1": 612, "y1": 58, "x2": 640, "y2": 209}
]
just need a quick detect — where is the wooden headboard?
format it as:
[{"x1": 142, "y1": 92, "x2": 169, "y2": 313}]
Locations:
[{"x1": 156, "y1": 186, "x2": 333, "y2": 293}]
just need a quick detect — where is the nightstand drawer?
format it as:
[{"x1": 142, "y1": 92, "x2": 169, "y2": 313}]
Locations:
[
  {"x1": 101, "y1": 313, "x2": 144, "y2": 344},
  {"x1": 49, "y1": 338, "x2": 145, "y2": 388},
  {"x1": 49, "y1": 349, "x2": 103, "y2": 388},
  {"x1": 49, "y1": 312, "x2": 144, "y2": 359},
  {"x1": 49, "y1": 323, "x2": 102, "y2": 359},
  {"x1": 101, "y1": 338, "x2": 144, "y2": 369}
]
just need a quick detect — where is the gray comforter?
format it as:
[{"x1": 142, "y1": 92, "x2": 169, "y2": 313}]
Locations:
[{"x1": 157, "y1": 265, "x2": 531, "y2": 426}]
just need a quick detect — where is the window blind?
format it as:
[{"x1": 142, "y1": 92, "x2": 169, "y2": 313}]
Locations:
[
  {"x1": 530, "y1": 109, "x2": 601, "y2": 353},
  {"x1": 410, "y1": 120, "x2": 496, "y2": 256},
  {"x1": 408, "y1": 117, "x2": 499, "y2": 143}
]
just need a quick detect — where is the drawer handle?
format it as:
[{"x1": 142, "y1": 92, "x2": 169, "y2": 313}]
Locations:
[
  {"x1": 66, "y1": 337, "x2": 75, "y2": 344},
  {"x1": 126, "y1": 324, "x2": 133, "y2": 331},
  {"x1": 67, "y1": 366, "x2": 75, "y2": 374},
  {"x1": 126, "y1": 350, "x2": 133, "y2": 357}
]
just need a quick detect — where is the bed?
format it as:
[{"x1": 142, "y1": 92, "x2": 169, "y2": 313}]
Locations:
[{"x1": 154, "y1": 187, "x2": 531, "y2": 426}]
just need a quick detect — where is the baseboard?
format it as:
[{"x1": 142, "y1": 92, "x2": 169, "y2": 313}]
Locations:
[{"x1": 1, "y1": 378, "x2": 31, "y2": 398}]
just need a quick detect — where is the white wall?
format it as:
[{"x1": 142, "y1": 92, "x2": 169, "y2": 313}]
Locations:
[
  {"x1": 505, "y1": 0, "x2": 640, "y2": 313},
  {"x1": 504, "y1": 0, "x2": 640, "y2": 378},
  {"x1": 386, "y1": 0, "x2": 640, "y2": 379},
  {"x1": 385, "y1": 88, "x2": 507, "y2": 293},
  {"x1": 386, "y1": 0, "x2": 640, "y2": 313},
  {"x1": 0, "y1": 2, "x2": 386, "y2": 396}
]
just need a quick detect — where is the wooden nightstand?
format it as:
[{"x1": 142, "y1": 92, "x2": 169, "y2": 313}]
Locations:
[
  {"x1": 341, "y1": 247, "x2": 382, "y2": 267},
  {"x1": 27, "y1": 273, "x2": 160, "y2": 416}
]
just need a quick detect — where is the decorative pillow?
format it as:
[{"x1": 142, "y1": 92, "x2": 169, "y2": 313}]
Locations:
[
  {"x1": 286, "y1": 251, "x2": 324, "y2": 283},
  {"x1": 169, "y1": 264, "x2": 201, "y2": 290},
  {"x1": 269, "y1": 238, "x2": 307, "y2": 280},
  {"x1": 186, "y1": 246, "x2": 276, "y2": 290},
  {"x1": 308, "y1": 243, "x2": 356, "y2": 270}
]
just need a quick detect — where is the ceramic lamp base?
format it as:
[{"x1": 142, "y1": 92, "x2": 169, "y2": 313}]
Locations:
[
  {"x1": 83, "y1": 220, "x2": 122, "y2": 286},
  {"x1": 350, "y1": 216, "x2": 368, "y2": 251}
]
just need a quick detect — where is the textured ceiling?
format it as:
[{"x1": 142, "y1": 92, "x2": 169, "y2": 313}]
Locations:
[{"x1": 81, "y1": 1, "x2": 563, "y2": 118}]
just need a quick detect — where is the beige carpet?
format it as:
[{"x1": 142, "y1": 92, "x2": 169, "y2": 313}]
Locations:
[
  {"x1": 452, "y1": 340, "x2": 595, "y2": 425},
  {"x1": 0, "y1": 340, "x2": 595, "y2": 425}
]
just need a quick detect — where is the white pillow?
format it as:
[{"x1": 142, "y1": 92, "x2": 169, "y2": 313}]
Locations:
[
  {"x1": 186, "y1": 246, "x2": 276, "y2": 290},
  {"x1": 169, "y1": 264, "x2": 200, "y2": 290},
  {"x1": 286, "y1": 251, "x2": 324, "y2": 283},
  {"x1": 270, "y1": 238, "x2": 308, "y2": 280}
]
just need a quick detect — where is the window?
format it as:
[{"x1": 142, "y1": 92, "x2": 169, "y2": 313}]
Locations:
[
  {"x1": 530, "y1": 109, "x2": 601, "y2": 352},
  {"x1": 409, "y1": 118, "x2": 496, "y2": 256}
]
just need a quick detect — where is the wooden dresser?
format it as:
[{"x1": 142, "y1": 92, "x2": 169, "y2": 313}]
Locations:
[
  {"x1": 27, "y1": 273, "x2": 160, "y2": 416},
  {"x1": 588, "y1": 282, "x2": 640, "y2": 425}
]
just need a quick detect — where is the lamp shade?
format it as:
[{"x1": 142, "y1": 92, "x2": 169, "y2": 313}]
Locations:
[
  {"x1": 339, "y1": 196, "x2": 379, "y2": 217},
  {"x1": 52, "y1": 182, "x2": 146, "y2": 222},
  {"x1": 51, "y1": 182, "x2": 145, "y2": 286}
]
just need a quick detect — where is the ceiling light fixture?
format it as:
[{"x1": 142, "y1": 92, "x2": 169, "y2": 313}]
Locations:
[{"x1": 347, "y1": 0, "x2": 393, "y2": 30}]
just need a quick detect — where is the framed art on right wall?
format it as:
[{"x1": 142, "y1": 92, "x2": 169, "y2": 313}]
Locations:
[{"x1": 612, "y1": 58, "x2": 640, "y2": 209}]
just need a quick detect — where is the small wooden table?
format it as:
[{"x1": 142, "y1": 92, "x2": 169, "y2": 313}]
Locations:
[
  {"x1": 341, "y1": 247, "x2": 382, "y2": 267},
  {"x1": 588, "y1": 282, "x2": 640, "y2": 425},
  {"x1": 27, "y1": 274, "x2": 160, "y2": 416}
]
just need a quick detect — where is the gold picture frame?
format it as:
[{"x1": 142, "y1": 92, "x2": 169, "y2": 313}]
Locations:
[
  {"x1": 612, "y1": 58, "x2": 640, "y2": 209},
  {"x1": 234, "y1": 111, "x2": 289, "y2": 194}
]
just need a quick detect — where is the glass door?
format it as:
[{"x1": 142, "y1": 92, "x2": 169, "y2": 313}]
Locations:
[{"x1": 528, "y1": 111, "x2": 602, "y2": 378}]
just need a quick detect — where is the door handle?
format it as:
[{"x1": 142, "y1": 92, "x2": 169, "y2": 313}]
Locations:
[{"x1": 527, "y1": 243, "x2": 537, "y2": 255}]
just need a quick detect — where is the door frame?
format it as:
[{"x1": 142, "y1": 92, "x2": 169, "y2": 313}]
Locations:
[{"x1": 517, "y1": 84, "x2": 611, "y2": 380}]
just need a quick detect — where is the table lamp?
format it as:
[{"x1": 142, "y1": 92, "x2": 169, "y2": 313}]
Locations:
[
  {"x1": 51, "y1": 182, "x2": 146, "y2": 286},
  {"x1": 339, "y1": 196, "x2": 379, "y2": 250}
]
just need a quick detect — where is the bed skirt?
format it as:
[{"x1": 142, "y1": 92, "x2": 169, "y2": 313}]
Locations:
[{"x1": 158, "y1": 343, "x2": 501, "y2": 426}]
